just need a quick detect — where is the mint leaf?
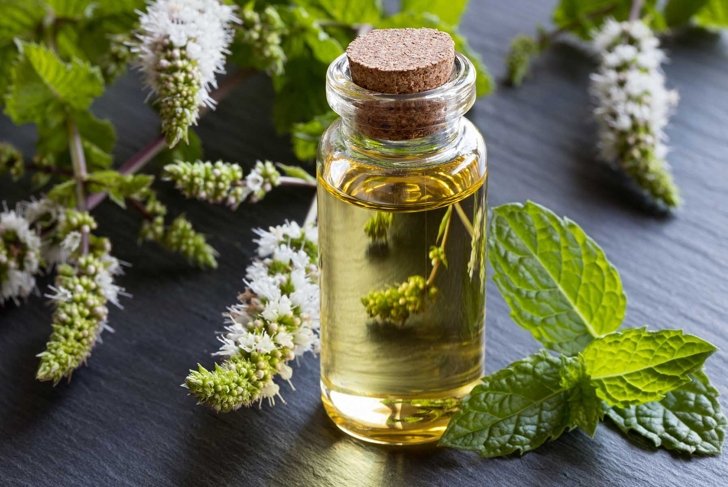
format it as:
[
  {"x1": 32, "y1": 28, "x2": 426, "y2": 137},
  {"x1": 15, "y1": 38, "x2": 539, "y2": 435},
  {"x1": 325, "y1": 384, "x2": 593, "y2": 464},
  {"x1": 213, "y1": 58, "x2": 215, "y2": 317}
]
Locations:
[
  {"x1": 315, "y1": 0, "x2": 382, "y2": 24},
  {"x1": 46, "y1": 0, "x2": 94, "y2": 19},
  {"x1": 154, "y1": 129, "x2": 203, "y2": 167},
  {"x1": 581, "y1": 328, "x2": 717, "y2": 407},
  {"x1": 606, "y1": 370, "x2": 726, "y2": 455},
  {"x1": 0, "y1": 0, "x2": 44, "y2": 45},
  {"x1": 4, "y1": 43, "x2": 104, "y2": 125},
  {"x1": 35, "y1": 110, "x2": 115, "y2": 173},
  {"x1": 440, "y1": 351, "x2": 576, "y2": 457},
  {"x1": 0, "y1": 45, "x2": 19, "y2": 101},
  {"x1": 290, "y1": 7, "x2": 343, "y2": 65},
  {"x1": 273, "y1": 56, "x2": 329, "y2": 132},
  {"x1": 291, "y1": 111, "x2": 336, "y2": 161},
  {"x1": 489, "y1": 202, "x2": 626, "y2": 355},
  {"x1": 695, "y1": 0, "x2": 728, "y2": 29},
  {"x1": 561, "y1": 356, "x2": 603, "y2": 436},
  {"x1": 552, "y1": 0, "x2": 632, "y2": 39},
  {"x1": 87, "y1": 171, "x2": 153, "y2": 207},
  {"x1": 664, "y1": 0, "x2": 710, "y2": 26},
  {"x1": 74, "y1": 111, "x2": 116, "y2": 154},
  {"x1": 402, "y1": 0, "x2": 469, "y2": 25}
]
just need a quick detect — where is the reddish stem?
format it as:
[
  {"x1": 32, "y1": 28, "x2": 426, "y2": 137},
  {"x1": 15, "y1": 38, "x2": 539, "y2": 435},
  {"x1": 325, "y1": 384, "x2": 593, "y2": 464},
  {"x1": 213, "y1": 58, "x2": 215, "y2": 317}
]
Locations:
[{"x1": 630, "y1": 0, "x2": 644, "y2": 22}]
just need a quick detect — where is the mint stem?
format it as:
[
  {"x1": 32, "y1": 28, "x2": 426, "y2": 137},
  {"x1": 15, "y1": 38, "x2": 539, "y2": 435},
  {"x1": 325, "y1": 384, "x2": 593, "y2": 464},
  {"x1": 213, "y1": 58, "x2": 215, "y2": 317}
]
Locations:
[
  {"x1": 279, "y1": 176, "x2": 316, "y2": 188},
  {"x1": 454, "y1": 202, "x2": 475, "y2": 237},
  {"x1": 629, "y1": 0, "x2": 644, "y2": 22},
  {"x1": 426, "y1": 207, "x2": 452, "y2": 287},
  {"x1": 67, "y1": 118, "x2": 89, "y2": 254}
]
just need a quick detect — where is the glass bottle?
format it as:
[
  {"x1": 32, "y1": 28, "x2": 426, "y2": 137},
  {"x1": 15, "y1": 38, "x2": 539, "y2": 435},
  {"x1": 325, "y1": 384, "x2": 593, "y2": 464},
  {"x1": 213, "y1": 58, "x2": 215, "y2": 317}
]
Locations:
[{"x1": 317, "y1": 51, "x2": 488, "y2": 445}]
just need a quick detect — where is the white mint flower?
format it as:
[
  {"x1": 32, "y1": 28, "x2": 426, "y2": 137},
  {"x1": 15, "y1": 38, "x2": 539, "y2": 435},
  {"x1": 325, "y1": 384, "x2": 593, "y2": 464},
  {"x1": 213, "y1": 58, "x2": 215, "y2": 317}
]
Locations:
[
  {"x1": 0, "y1": 208, "x2": 42, "y2": 304},
  {"x1": 135, "y1": 0, "x2": 239, "y2": 146},
  {"x1": 590, "y1": 19, "x2": 681, "y2": 208},
  {"x1": 189, "y1": 221, "x2": 319, "y2": 409}
]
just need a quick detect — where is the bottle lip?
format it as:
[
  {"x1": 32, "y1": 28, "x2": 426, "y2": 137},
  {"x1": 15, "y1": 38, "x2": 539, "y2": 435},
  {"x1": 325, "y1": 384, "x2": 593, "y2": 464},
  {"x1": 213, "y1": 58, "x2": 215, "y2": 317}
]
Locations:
[{"x1": 326, "y1": 52, "x2": 476, "y2": 123}]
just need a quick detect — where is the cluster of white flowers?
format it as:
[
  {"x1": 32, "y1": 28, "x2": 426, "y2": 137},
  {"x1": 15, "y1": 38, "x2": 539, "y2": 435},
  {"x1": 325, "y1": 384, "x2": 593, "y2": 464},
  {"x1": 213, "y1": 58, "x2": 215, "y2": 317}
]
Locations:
[
  {"x1": 0, "y1": 207, "x2": 42, "y2": 304},
  {"x1": 217, "y1": 221, "x2": 318, "y2": 402},
  {"x1": 135, "y1": 0, "x2": 239, "y2": 145},
  {"x1": 590, "y1": 19, "x2": 680, "y2": 207},
  {"x1": 186, "y1": 221, "x2": 319, "y2": 410}
]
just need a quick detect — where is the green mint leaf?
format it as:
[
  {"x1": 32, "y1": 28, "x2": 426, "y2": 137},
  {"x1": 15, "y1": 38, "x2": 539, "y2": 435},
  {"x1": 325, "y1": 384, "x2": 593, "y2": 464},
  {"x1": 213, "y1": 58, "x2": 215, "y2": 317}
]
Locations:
[
  {"x1": 560, "y1": 356, "x2": 603, "y2": 436},
  {"x1": 74, "y1": 111, "x2": 116, "y2": 154},
  {"x1": 0, "y1": 45, "x2": 19, "y2": 102},
  {"x1": 4, "y1": 43, "x2": 104, "y2": 125},
  {"x1": 47, "y1": 180, "x2": 78, "y2": 206},
  {"x1": 305, "y1": 28, "x2": 342, "y2": 64},
  {"x1": 34, "y1": 110, "x2": 115, "y2": 175},
  {"x1": 489, "y1": 201, "x2": 626, "y2": 355},
  {"x1": 0, "y1": 0, "x2": 44, "y2": 45},
  {"x1": 449, "y1": 30, "x2": 493, "y2": 97},
  {"x1": 440, "y1": 351, "x2": 575, "y2": 457},
  {"x1": 315, "y1": 0, "x2": 382, "y2": 24},
  {"x1": 87, "y1": 171, "x2": 153, "y2": 207},
  {"x1": 273, "y1": 56, "x2": 329, "y2": 132},
  {"x1": 695, "y1": 0, "x2": 728, "y2": 29},
  {"x1": 288, "y1": 7, "x2": 343, "y2": 65},
  {"x1": 606, "y1": 370, "x2": 726, "y2": 455},
  {"x1": 552, "y1": 0, "x2": 632, "y2": 39},
  {"x1": 94, "y1": 0, "x2": 145, "y2": 16},
  {"x1": 664, "y1": 0, "x2": 711, "y2": 26},
  {"x1": 402, "y1": 0, "x2": 469, "y2": 25},
  {"x1": 154, "y1": 129, "x2": 203, "y2": 167},
  {"x1": 291, "y1": 111, "x2": 336, "y2": 161},
  {"x1": 581, "y1": 328, "x2": 717, "y2": 407},
  {"x1": 46, "y1": 0, "x2": 94, "y2": 19},
  {"x1": 53, "y1": 1, "x2": 141, "y2": 77}
]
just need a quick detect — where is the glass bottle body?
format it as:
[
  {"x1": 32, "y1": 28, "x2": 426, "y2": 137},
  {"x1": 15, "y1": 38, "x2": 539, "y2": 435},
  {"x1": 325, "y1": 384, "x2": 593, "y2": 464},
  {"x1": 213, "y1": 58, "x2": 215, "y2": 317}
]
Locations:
[{"x1": 317, "y1": 114, "x2": 487, "y2": 445}]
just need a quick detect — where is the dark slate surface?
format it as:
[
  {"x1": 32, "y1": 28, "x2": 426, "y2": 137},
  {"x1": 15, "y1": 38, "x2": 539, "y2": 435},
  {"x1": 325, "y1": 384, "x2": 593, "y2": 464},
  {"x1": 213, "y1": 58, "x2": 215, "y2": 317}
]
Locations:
[{"x1": 1, "y1": 1, "x2": 727, "y2": 486}]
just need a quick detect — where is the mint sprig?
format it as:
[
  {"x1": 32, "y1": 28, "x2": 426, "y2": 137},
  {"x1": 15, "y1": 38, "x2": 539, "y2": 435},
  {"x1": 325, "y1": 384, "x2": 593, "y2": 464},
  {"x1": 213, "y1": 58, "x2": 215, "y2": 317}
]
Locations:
[
  {"x1": 442, "y1": 330, "x2": 716, "y2": 456},
  {"x1": 443, "y1": 202, "x2": 724, "y2": 457}
]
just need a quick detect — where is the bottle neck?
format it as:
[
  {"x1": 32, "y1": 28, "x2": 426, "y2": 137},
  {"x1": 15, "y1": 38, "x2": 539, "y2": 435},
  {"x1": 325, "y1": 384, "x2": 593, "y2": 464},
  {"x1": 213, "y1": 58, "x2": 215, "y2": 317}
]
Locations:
[{"x1": 341, "y1": 118, "x2": 464, "y2": 158}]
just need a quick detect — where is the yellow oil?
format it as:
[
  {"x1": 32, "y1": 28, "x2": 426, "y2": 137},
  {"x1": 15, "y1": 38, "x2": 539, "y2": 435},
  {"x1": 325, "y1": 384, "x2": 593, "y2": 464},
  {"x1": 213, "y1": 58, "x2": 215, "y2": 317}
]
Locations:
[{"x1": 318, "y1": 152, "x2": 487, "y2": 445}]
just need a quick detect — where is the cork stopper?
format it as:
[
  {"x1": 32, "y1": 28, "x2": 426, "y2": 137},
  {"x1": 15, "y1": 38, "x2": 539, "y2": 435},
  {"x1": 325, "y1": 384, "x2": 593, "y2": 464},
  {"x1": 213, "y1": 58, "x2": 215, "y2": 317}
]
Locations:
[
  {"x1": 346, "y1": 28, "x2": 455, "y2": 94},
  {"x1": 344, "y1": 28, "x2": 456, "y2": 140}
]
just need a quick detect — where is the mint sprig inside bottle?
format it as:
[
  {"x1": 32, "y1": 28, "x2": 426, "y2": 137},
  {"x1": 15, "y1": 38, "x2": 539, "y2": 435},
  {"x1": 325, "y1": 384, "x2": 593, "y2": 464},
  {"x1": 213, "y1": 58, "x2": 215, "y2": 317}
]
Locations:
[{"x1": 317, "y1": 28, "x2": 488, "y2": 445}]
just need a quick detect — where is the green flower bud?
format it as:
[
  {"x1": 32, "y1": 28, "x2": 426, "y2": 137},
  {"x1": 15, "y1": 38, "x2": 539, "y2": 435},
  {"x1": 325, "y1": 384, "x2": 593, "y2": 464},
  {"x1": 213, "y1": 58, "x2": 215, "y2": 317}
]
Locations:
[
  {"x1": 361, "y1": 275, "x2": 437, "y2": 326},
  {"x1": 506, "y1": 35, "x2": 540, "y2": 87}
]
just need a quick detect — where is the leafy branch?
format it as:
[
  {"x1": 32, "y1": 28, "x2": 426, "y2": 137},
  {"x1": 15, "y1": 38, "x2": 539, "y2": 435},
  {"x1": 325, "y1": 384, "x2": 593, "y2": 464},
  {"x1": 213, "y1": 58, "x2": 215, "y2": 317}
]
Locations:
[{"x1": 441, "y1": 202, "x2": 725, "y2": 457}]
